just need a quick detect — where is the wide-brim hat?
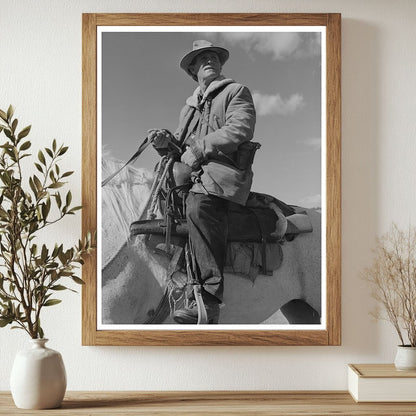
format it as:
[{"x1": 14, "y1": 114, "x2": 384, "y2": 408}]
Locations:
[{"x1": 180, "y1": 40, "x2": 229, "y2": 81}]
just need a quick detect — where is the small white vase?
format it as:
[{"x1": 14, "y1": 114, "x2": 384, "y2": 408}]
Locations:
[
  {"x1": 394, "y1": 345, "x2": 416, "y2": 371},
  {"x1": 10, "y1": 338, "x2": 67, "y2": 409}
]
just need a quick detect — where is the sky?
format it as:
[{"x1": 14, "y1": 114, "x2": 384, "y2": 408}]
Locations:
[{"x1": 101, "y1": 29, "x2": 323, "y2": 208}]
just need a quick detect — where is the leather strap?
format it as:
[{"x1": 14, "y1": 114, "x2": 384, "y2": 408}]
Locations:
[
  {"x1": 182, "y1": 108, "x2": 201, "y2": 148},
  {"x1": 250, "y1": 209, "x2": 272, "y2": 276},
  {"x1": 193, "y1": 285, "x2": 208, "y2": 325},
  {"x1": 185, "y1": 244, "x2": 208, "y2": 324},
  {"x1": 102, "y1": 136, "x2": 153, "y2": 187}
]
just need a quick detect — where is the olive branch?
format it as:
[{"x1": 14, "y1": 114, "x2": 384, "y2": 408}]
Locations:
[{"x1": 0, "y1": 105, "x2": 94, "y2": 339}]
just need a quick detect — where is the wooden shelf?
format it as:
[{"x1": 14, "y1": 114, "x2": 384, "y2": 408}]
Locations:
[{"x1": 2, "y1": 391, "x2": 416, "y2": 415}]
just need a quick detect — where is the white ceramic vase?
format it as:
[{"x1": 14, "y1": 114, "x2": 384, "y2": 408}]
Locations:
[
  {"x1": 10, "y1": 339, "x2": 67, "y2": 409},
  {"x1": 394, "y1": 345, "x2": 416, "y2": 371}
]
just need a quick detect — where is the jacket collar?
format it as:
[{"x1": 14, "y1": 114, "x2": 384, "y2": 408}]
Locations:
[{"x1": 185, "y1": 76, "x2": 234, "y2": 108}]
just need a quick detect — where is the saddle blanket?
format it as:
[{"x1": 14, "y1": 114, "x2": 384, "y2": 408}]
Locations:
[{"x1": 225, "y1": 242, "x2": 282, "y2": 281}]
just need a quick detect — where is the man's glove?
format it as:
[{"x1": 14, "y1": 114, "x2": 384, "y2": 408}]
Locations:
[{"x1": 147, "y1": 129, "x2": 176, "y2": 156}]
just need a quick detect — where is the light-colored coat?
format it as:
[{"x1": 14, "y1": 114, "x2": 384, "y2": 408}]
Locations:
[{"x1": 175, "y1": 77, "x2": 256, "y2": 205}]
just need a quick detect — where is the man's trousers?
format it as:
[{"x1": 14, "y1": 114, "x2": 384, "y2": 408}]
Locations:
[{"x1": 186, "y1": 192, "x2": 228, "y2": 303}]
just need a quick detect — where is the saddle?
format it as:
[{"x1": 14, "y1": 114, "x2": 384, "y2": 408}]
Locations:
[{"x1": 130, "y1": 191, "x2": 313, "y2": 276}]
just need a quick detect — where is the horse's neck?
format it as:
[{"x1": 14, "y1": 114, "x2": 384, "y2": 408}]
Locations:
[
  {"x1": 101, "y1": 158, "x2": 155, "y2": 267},
  {"x1": 102, "y1": 160, "x2": 154, "y2": 233}
]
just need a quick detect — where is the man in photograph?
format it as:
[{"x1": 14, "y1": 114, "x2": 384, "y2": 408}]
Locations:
[{"x1": 148, "y1": 40, "x2": 256, "y2": 324}]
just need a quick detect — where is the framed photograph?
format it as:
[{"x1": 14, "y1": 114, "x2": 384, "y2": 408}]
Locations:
[{"x1": 82, "y1": 13, "x2": 341, "y2": 346}]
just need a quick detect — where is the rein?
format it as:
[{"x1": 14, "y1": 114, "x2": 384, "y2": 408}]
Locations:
[{"x1": 102, "y1": 136, "x2": 152, "y2": 187}]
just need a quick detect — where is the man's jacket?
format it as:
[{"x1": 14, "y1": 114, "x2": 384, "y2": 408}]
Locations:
[{"x1": 175, "y1": 77, "x2": 256, "y2": 205}]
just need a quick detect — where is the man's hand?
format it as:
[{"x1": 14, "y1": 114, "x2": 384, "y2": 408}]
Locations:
[{"x1": 147, "y1": 129, "x2": 173, "y2": 148}]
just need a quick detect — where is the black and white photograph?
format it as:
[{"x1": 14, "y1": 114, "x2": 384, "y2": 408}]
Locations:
[{"x1": 98, "y1": 27, "x2": 326, "y2": 330}]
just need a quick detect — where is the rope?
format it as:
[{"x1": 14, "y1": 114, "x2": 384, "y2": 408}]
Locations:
[
  {"x1": 147, "y1": 157, "x2": 175, "y2": 219},
  {"x1": 138, "y1": 157, "x2": 166, "y2": 221}
]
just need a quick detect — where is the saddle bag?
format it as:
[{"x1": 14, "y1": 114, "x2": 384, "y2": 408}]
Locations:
[{"x1": 235, "y1": 141, "x2": 261, "y2": 170}]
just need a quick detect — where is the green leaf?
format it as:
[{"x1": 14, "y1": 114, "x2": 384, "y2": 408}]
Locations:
[
  {"x1": 51, "y1": 244, "x2": 59, "y2": 258},
  {"x1": 0, "y1": 317, "x2": 13, "y2": 327},
  {"x1": 52, "y1": 139, "x2": 57, "y2": 152},
  {"x1": 19, "y1": 140, "x2": 31, "y2": 151},
  {"x1": 33, "y1": 175, "x2": 43, "y2": 192},
  {"x1": 41, "y1": 244, "x2": 48, "y2": 262},
  {"x1": 65, "y1": 191, "x2": 72, "y2": 207},
  {"x1": 61, "y1": 171, "x2": 74, "y2": 178},
  {"x1": 58, "y1": 250, "x2": 67, "y2": 264},
  {"x1": 38, "y1": 325, "x2": 44, "y2": 339},
  {"x1": 48, "y1": 182, "x2": 64, "y2": 189},
  {"x1": 38, "y1": 150, "x2": 46, "y2": 165},
  {"x1": 3, "y1": 129, "x2": 13, "y2": 140},
  {"x1": 50, "y1": 270, "x2": 58, "y2": 281},
  {"x1": 50, "y1": 285, "x2": 68, "y2": 291},
  {"x1": 29, "y1": 177, "x2": 37, "y2": 196},
  {"x1": 71, "y1": 276, "x2": 85, "y2": 285},
  {"x1": 11, "y1": 118, "x2": 18, "y2": 133},
  {"x1": 41, "y1": 202, "x2": 50, "y2": 220},
  {"x1": 43, "y1": 299, "x2": 62, "y2": 307},
  {"x1": 55, "y1": 192, "x2": 62, "y2": 208},
  {"x1": 34, "y1": 163, "x2": 43, "y2": 173},
  {"x1": 69, "y1": 206, "x2": 82, "y2": 214},
  {"x1": 6, "y1": 105, "x2": 14, "y2": 122},
  {"x1": 18, "y1": 126, "x2": 31, "y2": 140},
  {"x1": 45, "y1": 148, "x2": 53, "y2": 158},
  {"x1": 0, "y1": 142, "x2": 12, "y2": 148},
  {"x1": 58, "y1": 146, "x2": 68, "y2": 156},
  {"x1": 0, "y1": 293, "x2": 11, "y2": 302},
  {"x1": 0, "y1": 109, "x2": 7, "y2": 121}
]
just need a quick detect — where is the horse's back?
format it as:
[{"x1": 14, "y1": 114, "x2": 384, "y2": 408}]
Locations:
[{"x1": 219, "y1": 208, "x2": 321, "y2": 324}]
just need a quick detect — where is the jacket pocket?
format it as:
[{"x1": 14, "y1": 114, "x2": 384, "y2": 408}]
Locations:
[{"x1": 199, "y1": 161, "x2": 253, "y2": 205}]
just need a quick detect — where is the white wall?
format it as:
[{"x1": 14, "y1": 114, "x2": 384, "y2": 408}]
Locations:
[{"x1": 1, "y1": 0, "x2": 416, "y2": 391}]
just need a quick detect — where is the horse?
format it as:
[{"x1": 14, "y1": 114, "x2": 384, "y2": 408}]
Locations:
[{"x1": 100, "y1": 156, "x2": 322, "y2": 325}]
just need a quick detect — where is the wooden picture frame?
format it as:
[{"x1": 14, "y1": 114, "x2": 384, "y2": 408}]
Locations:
[{"x1": 82, "y1": 13, "x2": 341, "y2": 346}]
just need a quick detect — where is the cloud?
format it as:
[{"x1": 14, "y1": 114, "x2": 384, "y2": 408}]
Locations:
[
  {"x1": 298, "y1": 194, "x2": 321, "y2": 209},
  {"x1": 252, "y1": 92, "x2": 305, "y2": 116},
  {"x1": 217, "y1": 32, "x2": 321, "y2": 61},
  {"x1": 298, "y1": 137, "x2": 321, "y2": 150}
]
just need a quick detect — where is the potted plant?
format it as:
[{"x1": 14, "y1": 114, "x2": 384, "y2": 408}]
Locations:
[
  {"x1": 0, "y1": 105, "x2": 94, "y2": 408},
  {"x1": 363, "y1": 223, "x2": 416, "y2": 370}
]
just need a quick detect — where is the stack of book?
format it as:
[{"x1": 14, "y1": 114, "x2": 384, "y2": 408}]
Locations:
[{"x1": 348, "y1": 364, "x2": 416, "y2": 402}]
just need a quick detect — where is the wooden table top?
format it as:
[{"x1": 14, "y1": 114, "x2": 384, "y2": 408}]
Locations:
[{"x1": 1, "y1": 391, "x2": 416, "y2": 415}]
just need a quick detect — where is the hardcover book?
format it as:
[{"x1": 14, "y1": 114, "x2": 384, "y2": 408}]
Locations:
[{"x1": 348, "y1": 364, "x2": 416, "y2": 402}]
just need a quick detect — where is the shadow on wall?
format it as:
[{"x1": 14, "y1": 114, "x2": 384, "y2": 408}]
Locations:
[{"x1": 341, "y1": 19, "x2": 381, "y2": 355}]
